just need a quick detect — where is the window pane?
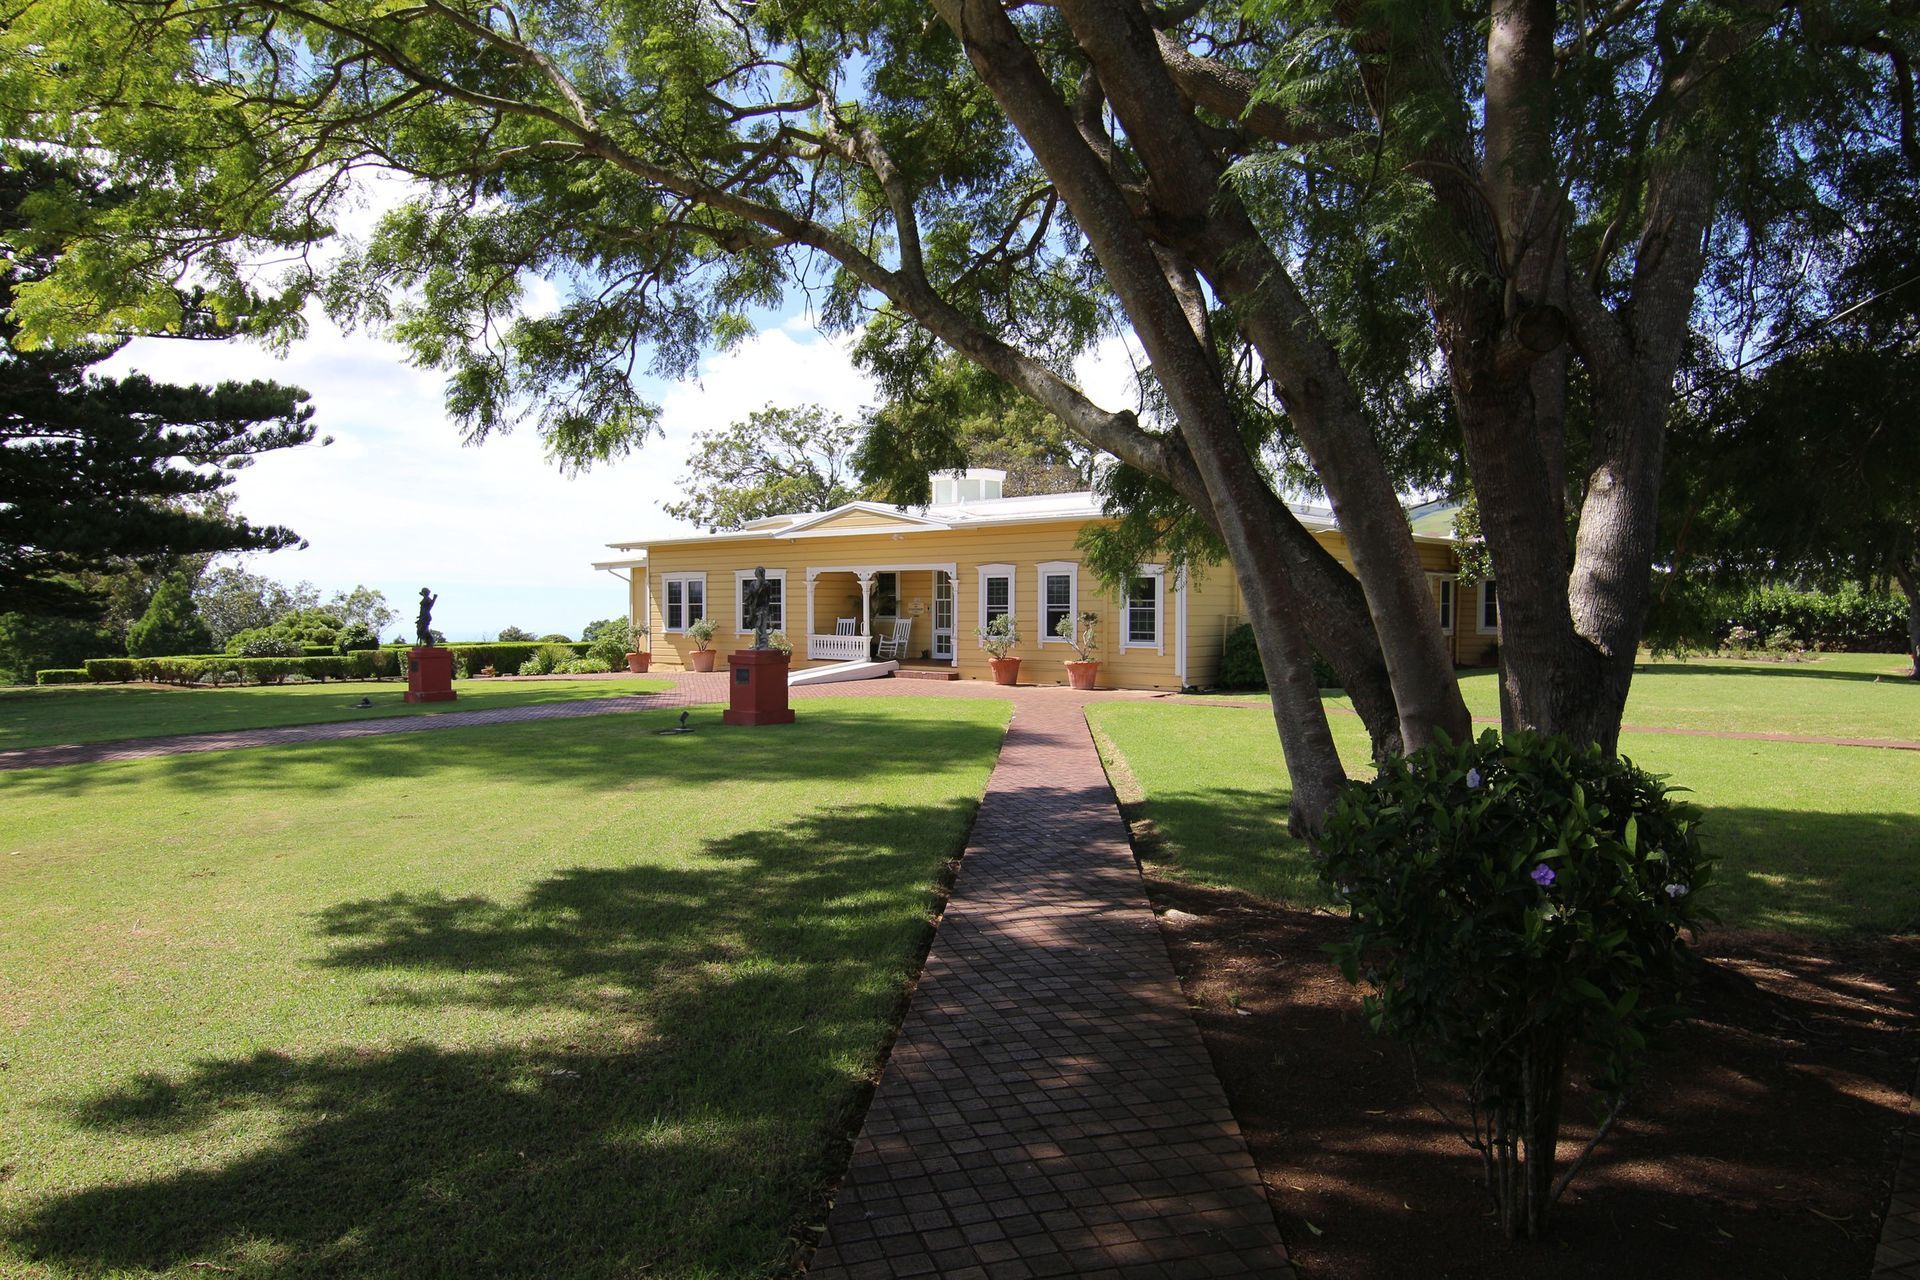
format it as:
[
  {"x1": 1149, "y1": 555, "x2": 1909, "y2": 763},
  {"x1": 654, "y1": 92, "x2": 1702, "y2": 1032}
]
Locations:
[
  {"x1": 1439, "y1": 580, "x2": 1453, "y2": 629},
  {"x1": 666, "y1": 581, "x2": 683, "y2": 630},
  {"x1": 687, "y1": 580, "x2": 704, "y2": 624},
  {"x1": 1044, "y1": 573, "x2": 1071, "y2": 637},
  {"x1": 986, "y1": 576, "x2": 1009, "y2": 623},
  {"x1": 1128, "y1": 577, "x2": 1156, "y2": 643},
  {"x1": 1483, "y1": 580, "x2": 1498, "y2": 628}
]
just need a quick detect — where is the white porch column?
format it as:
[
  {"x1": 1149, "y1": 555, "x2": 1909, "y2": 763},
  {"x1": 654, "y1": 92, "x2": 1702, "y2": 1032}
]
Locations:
[
  {"x1": 857, "y1": 573, "x2": 874, "y2": 638},
  {"x1": 806, "y1": 572, "x2": 817, "y2": 645}
]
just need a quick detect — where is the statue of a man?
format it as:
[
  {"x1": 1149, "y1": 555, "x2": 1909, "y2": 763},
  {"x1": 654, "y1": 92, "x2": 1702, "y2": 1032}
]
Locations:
[
  {"x1": 744, "y1": 566, "x2": 773, "y2": 649},
  {"x1": 415, "y1": 588, "x2": 438, "y2": 647}
]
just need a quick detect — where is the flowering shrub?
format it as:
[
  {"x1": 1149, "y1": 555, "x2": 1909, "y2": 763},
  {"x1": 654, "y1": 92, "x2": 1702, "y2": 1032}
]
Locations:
[
  {"x1": 1319, "y1": 729, "x2": 1714, "y2": 1238},
  {"x1": 516, "y1": 643, "x2": 578, "y2": 676}
]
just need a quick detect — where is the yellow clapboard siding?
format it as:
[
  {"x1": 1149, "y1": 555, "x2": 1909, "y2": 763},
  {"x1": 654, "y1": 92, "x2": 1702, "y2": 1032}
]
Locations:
[{"x1": 624, "y1": 514, "x2": 1474, "y2": 688}]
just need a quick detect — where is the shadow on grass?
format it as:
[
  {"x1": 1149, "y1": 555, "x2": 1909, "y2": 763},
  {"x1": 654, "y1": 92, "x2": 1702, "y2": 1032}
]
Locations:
[
  {"x1": 0, "y1": 702, "x2": 1006, "y2": 801},
  {"x1": 1702, "y1": 805, "x2": 1920, "y2": 935},
  {"x1": 7, "y1": 795, "x2": 985, "y2": 1279},
  {"x1": 1626, "y1": 658, "x2": 1916, "y2": 686},
  {"x1": 1119, "y1": 783, "x2": 1918, "y2": 934}
]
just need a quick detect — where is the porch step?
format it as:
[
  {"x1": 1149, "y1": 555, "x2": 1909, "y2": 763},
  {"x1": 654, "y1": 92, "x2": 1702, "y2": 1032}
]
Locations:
[
  {"x1": 894, "y1": 667, "x2": 961, "y2": 681},
  {"x1": 788, "y1": 659, "x2": 899, "y2": 687}
]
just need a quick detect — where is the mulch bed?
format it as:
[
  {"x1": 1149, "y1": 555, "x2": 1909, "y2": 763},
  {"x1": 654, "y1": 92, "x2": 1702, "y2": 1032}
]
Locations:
[{"x1": 1145, "y1": 877, "x2": 1919, "y2": 1280}]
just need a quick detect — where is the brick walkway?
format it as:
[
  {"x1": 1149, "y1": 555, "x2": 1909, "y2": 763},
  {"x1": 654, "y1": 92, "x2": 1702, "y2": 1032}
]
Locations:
[{"x1": 807, "y1": 694, "x2": 1291, "y2": 1280}]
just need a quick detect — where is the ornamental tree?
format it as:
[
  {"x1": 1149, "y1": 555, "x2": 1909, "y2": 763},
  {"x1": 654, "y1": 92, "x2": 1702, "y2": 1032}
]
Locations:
[{"x1": 3, "y1": 0, "x2": 1912, "y2": 829}]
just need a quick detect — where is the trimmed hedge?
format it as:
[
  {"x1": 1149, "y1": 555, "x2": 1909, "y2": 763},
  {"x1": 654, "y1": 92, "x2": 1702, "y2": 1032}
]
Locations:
[
  {"x1": 35, "y1": 668, "x2": 89, "y2": 685},
  {"x1": 1218, "y1": 623, "x2": 1342, "y2": 691},
  {"x1": 73, "y1": 642, "x2": 595, "y2": 685}
]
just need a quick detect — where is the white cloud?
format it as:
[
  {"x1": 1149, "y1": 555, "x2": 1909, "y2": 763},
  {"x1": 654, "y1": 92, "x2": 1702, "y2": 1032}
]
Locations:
[{"x1": 99, "y1": 312, "x2": 875, "y2": 639}]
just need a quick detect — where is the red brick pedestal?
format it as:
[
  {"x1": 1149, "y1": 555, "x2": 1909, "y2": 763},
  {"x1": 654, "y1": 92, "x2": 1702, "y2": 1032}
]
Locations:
[
  {"x1": 405, "y1": 646, "x2": 457, "y2": 703},
  {"x1": 723, "y1": 648, "x2": 794, "y2": 725}
]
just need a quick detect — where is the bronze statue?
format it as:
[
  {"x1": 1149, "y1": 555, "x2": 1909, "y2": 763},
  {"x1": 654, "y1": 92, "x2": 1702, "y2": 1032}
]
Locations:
[
  {"x1": 743, "y1": 567, "x2": 774, "y2": 649},
  {"x1": 415, "y1": 588, "x2": 437, "y2": 647}
]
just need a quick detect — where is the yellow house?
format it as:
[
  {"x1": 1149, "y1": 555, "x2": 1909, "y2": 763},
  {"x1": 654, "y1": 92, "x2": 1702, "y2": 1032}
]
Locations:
[{"x1": 593, "y1": 470, "x2": 1495, "y2": 690}]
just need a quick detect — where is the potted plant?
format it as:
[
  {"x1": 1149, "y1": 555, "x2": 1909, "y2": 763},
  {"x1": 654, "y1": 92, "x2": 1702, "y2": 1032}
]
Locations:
[
  {"x1": 685, "y1": 617, "x2": 718, "y2": 671},
  {"x1": 1057, "y1": 610, "x2": 1100, "y2": 689},
  {"x1": 625, "y1": 621, "x2": 652, "y2": 673},
  {"x1": 975, "y1": 615, "x2": 1022, "y2": 685}
]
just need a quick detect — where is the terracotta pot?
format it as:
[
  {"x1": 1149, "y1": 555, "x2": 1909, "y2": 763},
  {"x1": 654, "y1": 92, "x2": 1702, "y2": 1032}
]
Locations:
[
  {"x1": 626, "y1": 651, "x2": 652, "y2": 673},
  {"x1": 688, "y1": 649, "x2": 717, "y2": 673},
  {"x1": 1064, "y1": 660, "x2": 1100, "y2": 691},
  {"x1": 988, "y1": 656, "x2": 1021, "y2": 686}
]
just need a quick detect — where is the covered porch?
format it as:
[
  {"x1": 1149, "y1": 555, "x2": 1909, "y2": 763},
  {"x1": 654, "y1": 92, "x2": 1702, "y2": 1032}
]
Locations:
[{"x1": 803, "y1": 563, "x2": 959, "y2": 665}]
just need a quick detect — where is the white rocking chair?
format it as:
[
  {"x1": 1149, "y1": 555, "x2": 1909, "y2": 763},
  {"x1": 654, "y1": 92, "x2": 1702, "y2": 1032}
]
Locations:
[
  {"x1": 834, "y1": 617, "x2": 857, "y2": 635},
  {"x1": 876, "y1": 617, "x2": 914, "y2": 659}
]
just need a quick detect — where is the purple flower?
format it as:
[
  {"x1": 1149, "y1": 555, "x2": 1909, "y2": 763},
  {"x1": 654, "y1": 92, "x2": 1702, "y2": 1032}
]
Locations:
[
  {"x1": 1466, "y1": 767, "x2": 1483, "y2": 789},
  {"x1": 1530, "y1": 865, "x2": 1557, "y2": 888},
  {"x1": 1664, "y1": 882, "x2": 1689, "y2": 899}
]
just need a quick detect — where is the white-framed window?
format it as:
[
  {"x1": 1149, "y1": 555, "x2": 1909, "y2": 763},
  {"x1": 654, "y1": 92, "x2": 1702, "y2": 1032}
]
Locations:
[
  {"x1": 1120, "y1": 566, "x2": 1165, "y2": 654},
  {"x1": 734, "y1": 568, "x2": 786, "y2": 634},
  {"x1": 977, "y1": 563, "x2": 1015, "y2": 642},
  {"x1": 1478, "y1": 579, "x2": 1500, "y2": 634},
  {"x1": 1036, "y1": 561, "x2": 1077, "y2": 645},
  {"x1": 1435, "y1": 576, "x2": 1455, "y2": 634},
  {"x1": 661, "y1": 572, "x2": 706, "y2": 633}
]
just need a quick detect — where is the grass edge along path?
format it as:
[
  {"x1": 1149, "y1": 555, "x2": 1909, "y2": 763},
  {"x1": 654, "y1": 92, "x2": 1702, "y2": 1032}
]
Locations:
[{"x1": 0, "y1": 696, "x2": 1010, "y2": 1280}]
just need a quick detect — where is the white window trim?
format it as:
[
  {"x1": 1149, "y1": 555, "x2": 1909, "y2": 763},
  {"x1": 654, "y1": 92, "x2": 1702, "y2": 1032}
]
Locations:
[
  {"x1": 1430, "y1": 573, "x2": 1457, "y2": 635},
  {"x1": 1036, "y1": 561, "x2": 1078, "y2": 646},
  {"x1": 733, "y1": 568, "x2": 788, "y2": 635},
  {"x1": 1120, "y1": 564, "x2": 1166, "y2": 655},
  {"x1": 1477, "y1": 579, "x2": 1500, "y2": 635},
  {"x1": 977, "y1": 562, "x2": 1016, "y2": 645},
  {"x1": 660, "y1": 571, "x2": 707, "y2": 634}
]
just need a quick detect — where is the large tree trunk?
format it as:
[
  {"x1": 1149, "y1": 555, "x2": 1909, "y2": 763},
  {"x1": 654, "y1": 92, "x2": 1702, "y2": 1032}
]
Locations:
[
  {"x1": 1053, "y1": 0, "x2": 1471, "y2": 754},
  {"x1": 935, "y1": 0, "x2": 1351, "y2": 827},
  {"x1": 1895, "y1": 559, "x2": 1920, "y2": 680}
]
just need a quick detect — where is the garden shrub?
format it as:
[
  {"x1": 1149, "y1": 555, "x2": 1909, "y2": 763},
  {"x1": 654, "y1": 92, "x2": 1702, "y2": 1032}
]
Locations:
[
  {"x1": 537, "y1": 632, "x2": 572, "y2": 643},
  {"x1": 35, "y1": 668, "x2": 89, "y2": 684},
  {"x1": 335, "y1": 622, "x2": 381, "y2": 653},
  {"x1": 517, "y1": 643, "x2": 577, "y2": 676},
  {"x1": 555, "y1": 656, "x2": 613, "y2": 674},
  {"x1": 1218, "y1": 623, "x2": 1341, "y2": 690},
  {"x1": 585, "y1": 630, "x2": 627, "y2": 670},
  {"x1": 1644, "y1": 580, "x2": 1908, "y2": 655},
  {"x1": 83, "y1": 658, "x2": 139, "y2": 683},
  {"x1": 228, "y1": 628, "x2": 306, "y2": 658},
  {"x1": 1319, "y1": 729, "x2": 1714, "y2": 1238}
]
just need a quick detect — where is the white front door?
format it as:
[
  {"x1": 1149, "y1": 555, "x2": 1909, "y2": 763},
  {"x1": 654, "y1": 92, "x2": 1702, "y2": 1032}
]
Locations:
[{"x1": 933, "y1": 572, "x2": 955, "y2": 661}]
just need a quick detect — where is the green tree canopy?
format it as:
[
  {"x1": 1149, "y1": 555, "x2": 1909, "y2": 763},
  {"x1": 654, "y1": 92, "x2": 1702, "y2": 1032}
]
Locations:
[
  {"x1": 126, "y1": 574, "x2": 212, "y2": 657},
  {"x1": 666, "y1": 404, "x2": 866, "y2": 531}
]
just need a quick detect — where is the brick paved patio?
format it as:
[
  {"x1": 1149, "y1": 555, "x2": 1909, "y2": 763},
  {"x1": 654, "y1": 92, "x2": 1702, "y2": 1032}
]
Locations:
[{"x1": 806, "y1": 694, "x2": 1291, "y2": 1279}]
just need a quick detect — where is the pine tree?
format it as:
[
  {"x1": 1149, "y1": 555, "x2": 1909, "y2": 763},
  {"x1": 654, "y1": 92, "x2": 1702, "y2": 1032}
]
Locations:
[
  {"x1": 0, "y1": 153, "x2": 318, "y2": 617},
  {"x1": 125, "y1": 574, "x2": 211, "y2": 657}
]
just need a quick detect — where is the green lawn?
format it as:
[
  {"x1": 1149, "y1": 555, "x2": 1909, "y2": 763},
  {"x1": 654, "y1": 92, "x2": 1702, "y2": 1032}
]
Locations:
[
  {"x1": 0, "y1": 697, "x2": 1011, "y2": 1279},
  {"x1": 1089, "y1": 700, "x2": 1920, "y2": 935},
  {"x1": 0, "y1": 676, "x2": 670, "y2": 751},
  {"x1": 1318, "y1": 651, "x2": 1919, "y2": 741}
]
